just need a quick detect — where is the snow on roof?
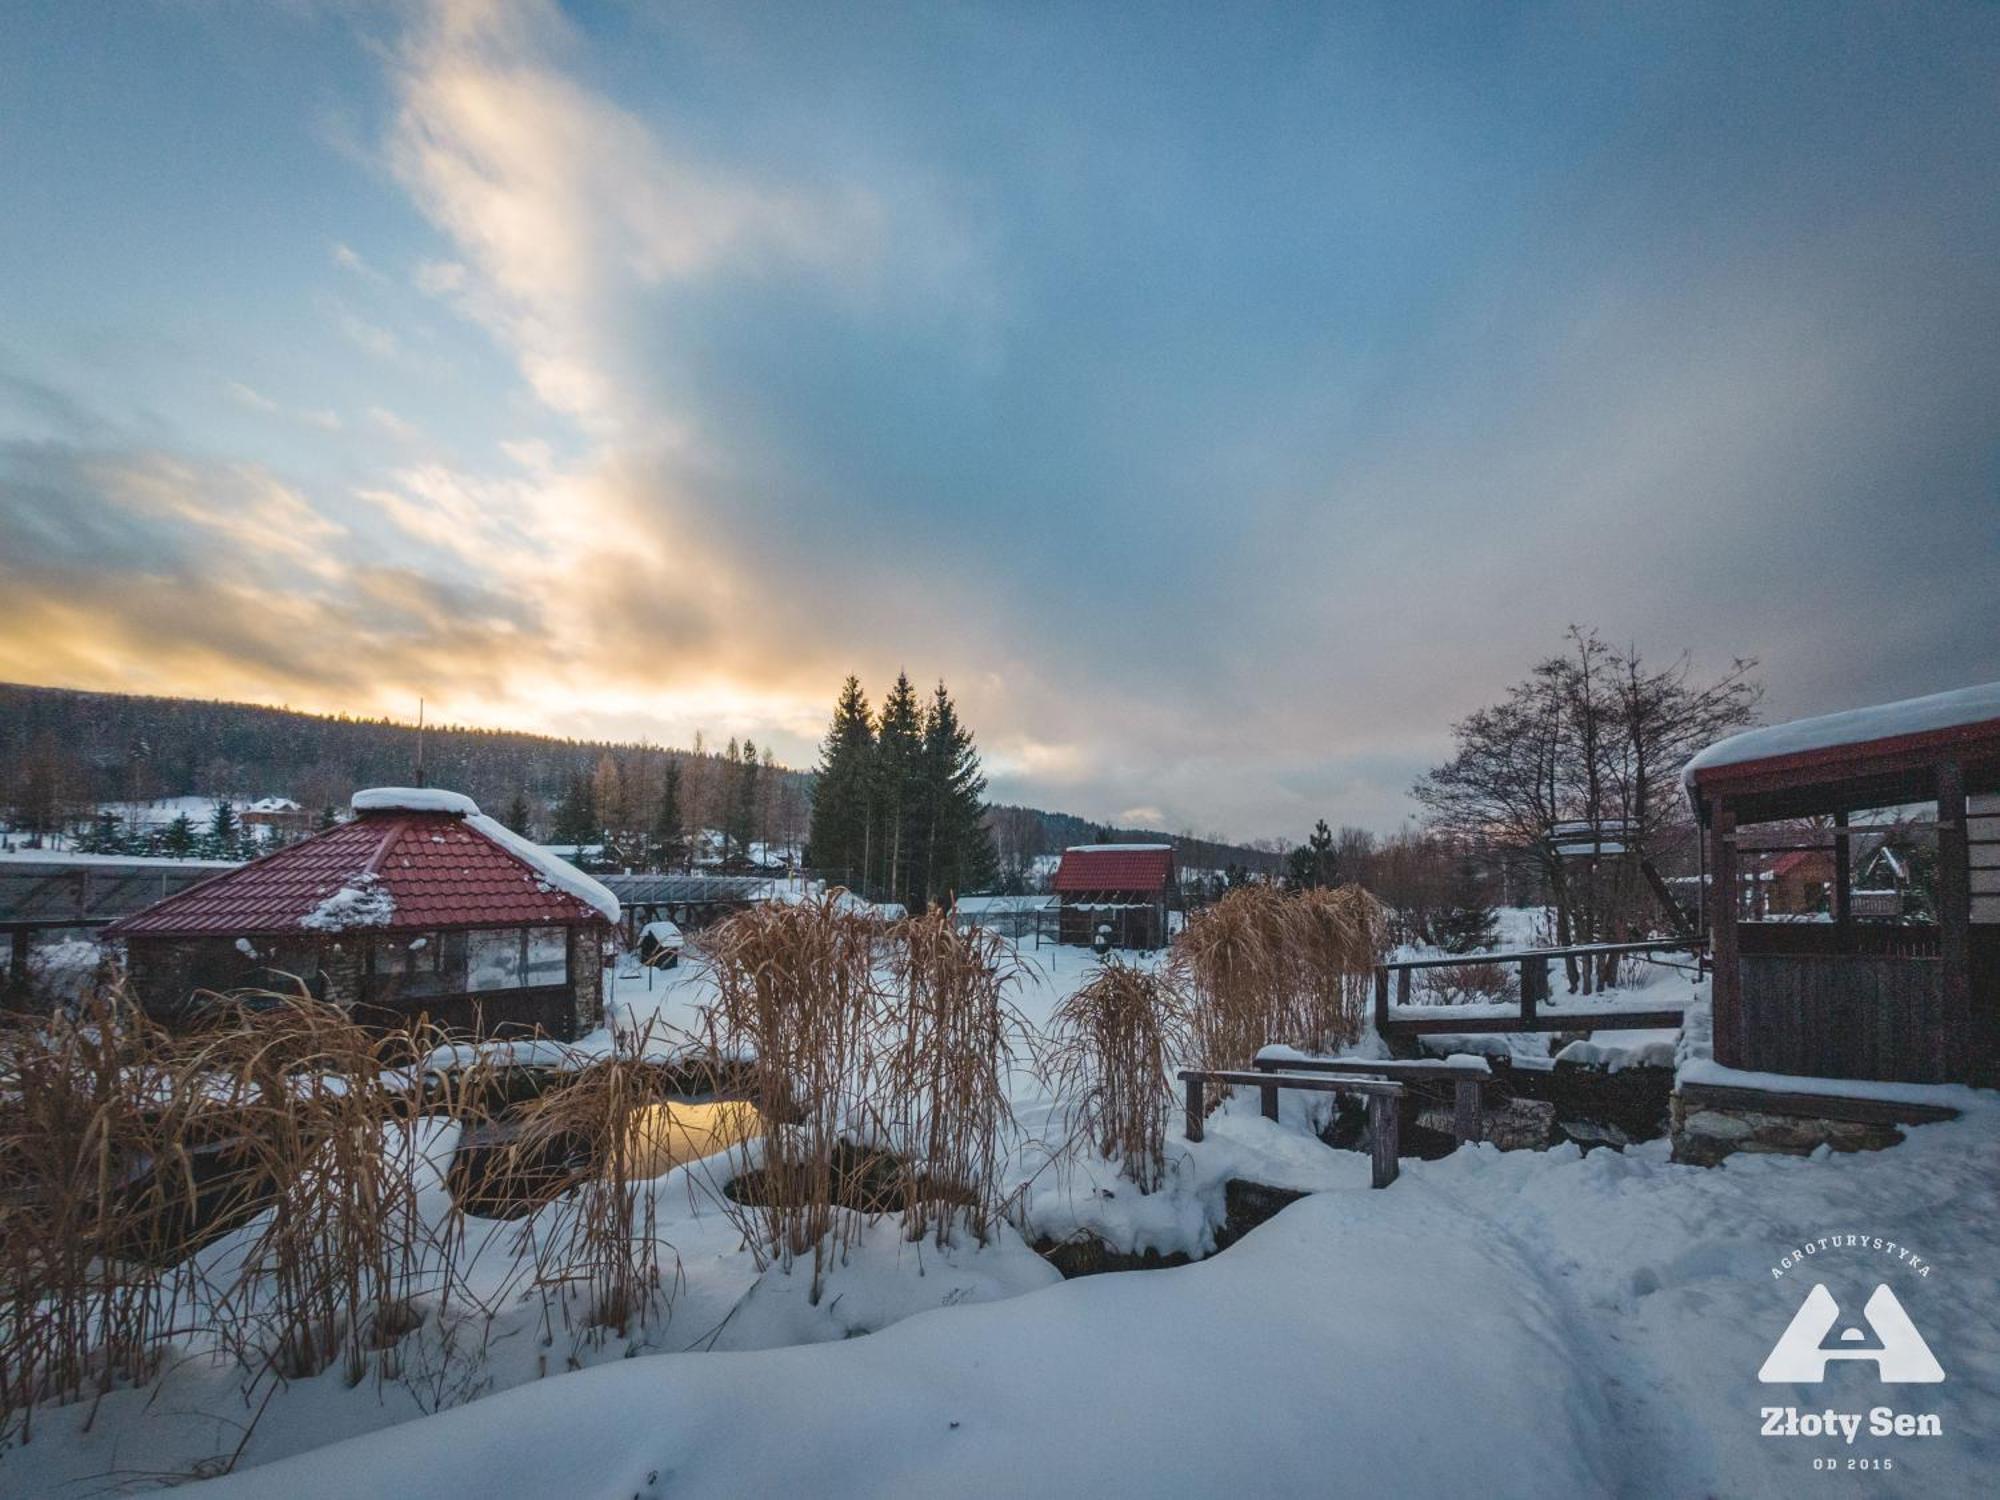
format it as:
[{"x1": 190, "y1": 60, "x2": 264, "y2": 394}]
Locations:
[
  {"x1": 1061, "y1": 842, "x2": 1173, "y2": 853},
  {"x1": 953, "y1": 894, "x2": 1058, "y2": 915},
  {"x1": 346, "y1": 787, "x2": 620, "y2": 925},
  {"x1": 352, "y1": 786, "x2": 481, "y2": 816},
  {"x1": 1683, "y1": 680, "x2": 2000, "y2": 789},
  {"x1": 106, "y1": 791, "x2": 618, "y2": 936},
  {"x1": 299, "y1": 872, "x2": 396, "y2": 932},
  {"x1": 466, "y1": 812, "x2": 620, "y2": 924}
]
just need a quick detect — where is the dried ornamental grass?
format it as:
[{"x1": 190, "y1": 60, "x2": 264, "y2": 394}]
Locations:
[
  {"x1": 0, "y1": 991, "x2": 197, "y2": 1439},
  {"x1": 880, "y1": 910, "x2": 1028, "y2": 1247},
  {"x1": 502, "y1": 1027, "x2": 685, "y2": 1344},
  {"x1": 1173, "y1": 883, "x2": 1392, "y2": 1072},
  {"x1": 701, "y1": 895, "x2": 884, "y2": 1300},
  {"x1": 1041, "y1": 962, "x2": 1191, "y2": 1195},
  {"x1": 172, "y1": 993, "x2": 446, "y2": 1386}
]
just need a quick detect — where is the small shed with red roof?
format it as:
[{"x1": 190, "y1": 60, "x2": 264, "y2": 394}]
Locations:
[
  {"x1": 1051, "y1": 843, "x2": 1177, "y2": 950},
  {"x1": 105, "y1": 788, "x2": 619, "y2": 1040}
]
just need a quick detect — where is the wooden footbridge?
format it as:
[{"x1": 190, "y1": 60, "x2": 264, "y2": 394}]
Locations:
[{"x1": 1373, "y1": 938, "x2": 1705, "y2": 1039}]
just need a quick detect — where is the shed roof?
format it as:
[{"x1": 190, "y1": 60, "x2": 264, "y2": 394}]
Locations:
[
  {"x1": 1052, "y1": 844, "x2": 1175, "y2": 893},
  {"x1": 105, "y1": 791, "x2": 616, "y2": 939},
  {"x1": 1685, "y1": 682, "x2": 2000, "y2": 791}
]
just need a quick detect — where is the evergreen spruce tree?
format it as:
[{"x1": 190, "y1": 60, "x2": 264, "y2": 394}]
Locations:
[
  {"x1": 317, "y1": 805, "x2": 339, "y2": 830},
  {"x1": 806, "y1": 677, "x2": 875, "y2": 891},
  {"x1": 504, "y1": 791, "x2": 533, "y2": 836},
  {"x1": 206, "y1": 799, "x2": 240, "y2": 859},
  {"x1": 551, "y1": 773, "x2": 599, "y2": 849},
  {"x1": 726, "y1": 738, "x2": 761, "y2": 864},
  {"x1": 872, "y1": 674, "x2": 924, "y2": 906},
  {"x1": 651, "y1": 757, "x2": 683, "y2": 870},
  {"x1": 914, "y1": 680, "x2": 997, "y2": 908},
  {"x1": 1428, "y1": 855, "x2": 1501, "y2": 954},
  {"x1": 1285, "y1": 819, "x2": 1338, "y2": 890},
  {"x1": 82, "y1": 810, "x2": 124, "y2": 855},
  {"x1": 162, "y1": 812, "x2": 197, "y2": 858}
]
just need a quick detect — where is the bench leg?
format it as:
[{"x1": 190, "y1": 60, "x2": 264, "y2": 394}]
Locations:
[
  {"x1": 1368, "y1": 1092, "x2": 1399, "y2": 1188},
  {"x1": 1454, "y1": 1078, "x2": 1484, "y2": 1145},
  {"x1": 1259, "y1": 1081, "x2": 1278, "y2": 1121},
  {"x1": 1185, "y1": 1075, "x2": 1204, "y2": 1143}
]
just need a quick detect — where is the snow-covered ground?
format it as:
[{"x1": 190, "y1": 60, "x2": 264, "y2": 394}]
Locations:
[
  {"x1": 9, "y1": 923, "x2": 1996, "y2": 1497},
  {"x1": 75, "y1": 1085, "x2": 1999, "y2": 1500}
]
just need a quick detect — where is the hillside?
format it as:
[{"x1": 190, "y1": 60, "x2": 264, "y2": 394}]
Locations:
[{"x1": 0, "y1": 683, "x2": 1279, "y2": 877}]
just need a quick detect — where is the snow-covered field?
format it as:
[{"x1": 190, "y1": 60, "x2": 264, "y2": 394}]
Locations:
[{"x1": 8, "y1": 923, "x2": 1997, "y2": 1497}]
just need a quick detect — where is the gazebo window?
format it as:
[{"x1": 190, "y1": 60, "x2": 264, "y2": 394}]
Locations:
[
  {"x1": 370, "y1": 931, "x2": 466, "y2": 999},
  {"x1": 467, "y1": 926, "x2": 570, "y2": 991}
]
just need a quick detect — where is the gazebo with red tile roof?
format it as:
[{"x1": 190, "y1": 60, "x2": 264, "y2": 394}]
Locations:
[
  {"x1": 1051, "y1": 843, "x2": 1177, "y2": 950},
  {"x1": 106, "y1": 788, "x2": 618, "y2": 1040}
]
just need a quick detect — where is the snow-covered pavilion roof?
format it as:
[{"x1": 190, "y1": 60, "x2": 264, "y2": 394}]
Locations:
[{"x1": 1683, "y1": 681, "x2": 2000, "y2": 793}]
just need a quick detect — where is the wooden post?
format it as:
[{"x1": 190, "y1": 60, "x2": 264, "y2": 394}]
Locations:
[
  {"x1": 1937, "y1": 759, "x2": 1971, "y2": 1084},
  {"x1": 8, "y1": 929, "x2": 29, "y2": 992},
  {"x1": 1374, "y1": 965, "x2": 1390, "y2": 1031},
  {"x1": 1396, "y1": 967, "x2": 1412, "y2": 1008},
  {"x1": 1453, "y1": 1076, "x2": 1484, "y2": 1145},
  {"x1": 1832, "y1": 809, "x2": 1851, "y2": 947},
  {"x1": 1709, "y1": 797, "x2": 1741, "y2": 1066},
  {"x1": 1367, "y1": 1091, "x2": 1399, "y2": 1188},
  {"x1": 1519, "y1": 956, "x2": 1544, "y2": 1026},
  {"x1": 1184, "y1": 1074, "x2": 1205, "y2": 1142},
  {"x1": 1259, "y1": 1078, "x2": 1279, "y2": 1121}
]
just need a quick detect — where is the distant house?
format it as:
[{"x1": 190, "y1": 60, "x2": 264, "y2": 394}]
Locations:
[
  {"x1": 1051, "y1": 844, "x2": 1176, "y2": 950},
  {"x1": 240, "y1": 796, "x2": 313, "y2": 838},
  {"x1": 1763, "y1": 848, "x2": 1835, "y2": 916},
  {"x1": 104, "y1": 787, "x2": 619, "y2": 1040}
]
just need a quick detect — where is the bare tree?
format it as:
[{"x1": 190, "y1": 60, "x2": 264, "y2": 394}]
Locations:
[{"x1": 1416, "y1": 629, "x2": 1759, "y2": 990}]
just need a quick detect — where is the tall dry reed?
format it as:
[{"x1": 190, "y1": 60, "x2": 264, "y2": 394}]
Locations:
[
  {"x1": 880, "y1": 910, "x2": 1027, "y2": 1247},
  {"x1": 701, "y1": 895, "x2": 884, "y2": 1299},
  {"x1": 501, "y1": 1027, "x2": 683, "y2": 1345},
  {"x1": 1173, "y1": 883, "x2": 1390, "y2": 1073},
  {"x1": 1040, "y1": 962, "x2": 1190, "y2": 1194},
  {"x1": 0, "y1": 991, "x2": 195, "y2": 1440},
  {"x1": 174, "y1": 993, "x2": 444, "y2": 1386}
]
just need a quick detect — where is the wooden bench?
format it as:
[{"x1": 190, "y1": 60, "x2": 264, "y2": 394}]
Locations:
[
  {"x1": 1252, "y1": 1053, "x2": 1490, "y2": 1145},
  {"x1": 1177, "y1": 1068, "x2": 1404, "y2": 1188}
]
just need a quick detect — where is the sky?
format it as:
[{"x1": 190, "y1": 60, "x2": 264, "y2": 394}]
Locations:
[{"x1": 2, "y1": 1, "x2": 1996, "y2": 842}]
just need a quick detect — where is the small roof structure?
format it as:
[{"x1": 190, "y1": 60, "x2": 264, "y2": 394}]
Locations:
[
  {"x1": 105, "y1": 788, "x2": 618, "y2": 940},
  {"x1": 1685, "y1": 681, "x2": 2000, "y2": 822},
  {"x1": 1052, "y1": 844, "x2": 1175, "y2": 893}
]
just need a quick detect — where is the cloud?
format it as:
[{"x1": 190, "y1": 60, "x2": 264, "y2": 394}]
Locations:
[
  {"x1": 226, "y1": 381, "x2": 280, "y2": 414},
  {"x1": 383, "y1": 0, "x2": 877, "y2": 435},
  {"x1": 365, "y1": 406, "x2": 421, "y2": 442},
  {"x1": 335, "y1": 308, "x2": 403, "y2": 362},
  {"x1": 4, "y1": 2, "x2": 1997, "y2": 840}
]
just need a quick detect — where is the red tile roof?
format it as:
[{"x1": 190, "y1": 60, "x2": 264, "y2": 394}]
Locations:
[
  {"x1": 1052, "y1": 844, "x2": 1176, "y2": 894},
  {"x1": 105, "y1": 810, "x2": 609, "y2": 939}
]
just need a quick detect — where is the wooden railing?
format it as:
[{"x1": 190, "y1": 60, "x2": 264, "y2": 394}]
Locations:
[
  {"x1": 1374, "y1": 938, "x2": 1703, "y2": 1036},
  {"x1": 1179, "y1": 1068, "x2": 1404, "y2": 1187}
]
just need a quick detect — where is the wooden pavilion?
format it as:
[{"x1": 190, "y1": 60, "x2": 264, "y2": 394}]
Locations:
[{"x1": 1686, "y1": 682, "x2": 2000, "y2": 1088}]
